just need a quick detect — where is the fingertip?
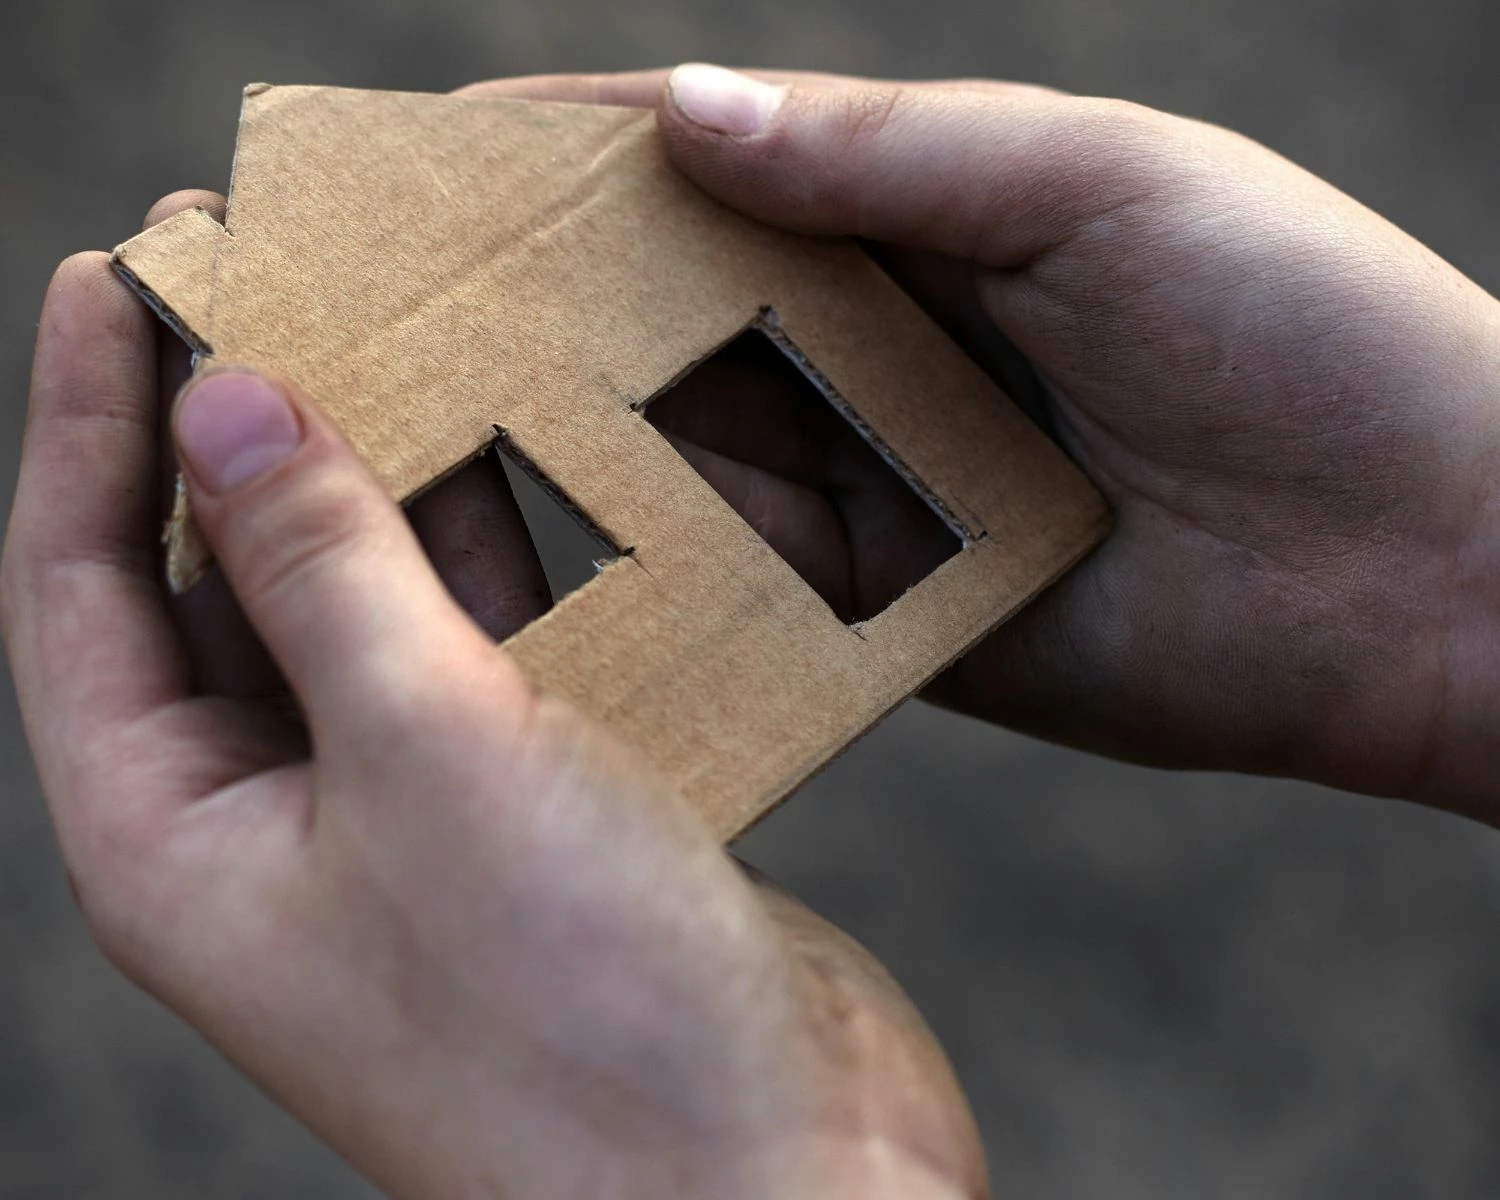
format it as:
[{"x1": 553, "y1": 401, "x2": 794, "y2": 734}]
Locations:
[
  {"x1": 664, "y1": 63, "x2": 788, "y2": 138},
  {"x1": 54, "y1": 248, "x2": 112, "y2": 276},
  {"x1": 50, "y1": 250, "x2": 118, "y2": 299},
  {"x1": 143, "y1": 190, "x2": 227, "y2": 231},
  {"x1": 38, "y1": 253, "x2": 153, "y2": 396},
  {"x1": 173, "y1": 369, "x2": 305, "y2": 498}
]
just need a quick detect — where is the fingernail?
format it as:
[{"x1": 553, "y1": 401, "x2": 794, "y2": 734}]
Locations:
[
  {"x1": 175, "y1": 371, "x2": 303, "y2": 494},
  {"x1": 668, "y1": 64, "x2": 786, "y2": 136}
]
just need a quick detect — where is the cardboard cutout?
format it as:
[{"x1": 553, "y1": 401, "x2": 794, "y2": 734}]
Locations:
[{"x1": 113, "y1": 85, "x2": 1109, "y2": 838}]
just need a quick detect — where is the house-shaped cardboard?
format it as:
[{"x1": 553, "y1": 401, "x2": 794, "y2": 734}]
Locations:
[{"x1": 112, "y1": 85, "x2": 1109, "y2": 839}]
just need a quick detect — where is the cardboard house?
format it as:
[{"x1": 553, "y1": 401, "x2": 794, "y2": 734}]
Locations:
[{"x1": 112, "y1": 85, "x2": 1109, "y2": 839}]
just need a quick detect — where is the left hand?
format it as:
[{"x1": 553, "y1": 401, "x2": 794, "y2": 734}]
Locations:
[
  {"x1": 136, "y1": 191, "x2": 556, "y2": 699},
  {"x1": 0, "y1": 252, "x2": 986, "y2": 1199}
]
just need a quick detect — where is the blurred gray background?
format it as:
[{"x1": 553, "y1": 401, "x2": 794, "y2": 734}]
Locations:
[{"x1": 4, "y1": 1, "x2": 1500, "y2": 1197}]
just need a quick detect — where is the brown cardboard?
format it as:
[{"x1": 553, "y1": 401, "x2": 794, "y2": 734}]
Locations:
[{"x1": 111, "y1": 85, "x2": 1110, "y2": 840}]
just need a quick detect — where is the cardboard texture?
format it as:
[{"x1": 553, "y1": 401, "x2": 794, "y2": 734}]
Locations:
[{"x1": 111, "y1": 85, "x2": 1110, "y2": 840}]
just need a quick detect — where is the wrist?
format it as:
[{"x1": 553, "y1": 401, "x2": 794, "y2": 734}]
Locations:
[
  {"x1": 1406, "y1": 497, "x2": 1500, "y2": 820},
  {"x1": 742, "y1": 1135, "x2": 975, "y2": 1200}
]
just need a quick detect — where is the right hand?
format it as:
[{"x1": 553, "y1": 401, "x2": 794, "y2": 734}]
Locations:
[{"x1": 462, "y1": 66, "x2": 1500, "y2": 818}]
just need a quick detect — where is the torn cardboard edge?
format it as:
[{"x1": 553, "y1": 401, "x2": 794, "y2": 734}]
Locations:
[{"x1": 111, "y1": 83, "x2": 1110, "y2": 838}]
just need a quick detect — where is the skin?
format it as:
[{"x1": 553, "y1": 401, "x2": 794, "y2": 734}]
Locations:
[
  {"x1": 469, "y1": 67, "x2": 1500, "y2": 819},
  {"x1": 5, "y1": 63, "x2": 1500, "y2": 1196},
  {"x1": 2, "y1": 260, "x2": 979, "y2": 1199}
]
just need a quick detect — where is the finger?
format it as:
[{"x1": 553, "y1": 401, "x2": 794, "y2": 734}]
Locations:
[
  {"x1": 658, "y1": 431, "x2": 854, "y2": 618},
  {"x1": 155, "y1": 331, "x2": 286, "y2": 695},
  {"x1": 139, "y1": 190, "x2": 286, "y2": 695},
  {"x1": 177, "y1": 451, "x2": 552, "y2": 695},
  {"x1": 405, "y1": 450, "x2": 552, "y2": 641},
  {"x1": 861, "y1": 244, "x2": 1057, "y2": 434},
  {"x1": 164, "y1": 335, "x2": 287, "y2": 699},
  {"x1": 655, "y1": 63, "x2": 1171, "y2": 268},
  {"x1": 171, "y1": 369, "x2": 508, "y2": 729},
  {"x1": 455, "y1": 68, "x2": 670, "y2": 107},
  {"x1": 456, "y1": 68, "x2": 1058, "y2": 108},
  {"x1": 0, "y1": 254, "x2": 194, "y2": 794},
  {"x1": 144, "y1": 189, "x2": 227, "y2": 231},
  {"x1": 458, "y1": 70, "x2": 1063, "y2": 417}
]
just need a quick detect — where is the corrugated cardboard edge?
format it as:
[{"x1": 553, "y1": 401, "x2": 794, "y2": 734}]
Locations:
[{"x1": 111, "y1": 202, "x2": 235, "y2": 592}]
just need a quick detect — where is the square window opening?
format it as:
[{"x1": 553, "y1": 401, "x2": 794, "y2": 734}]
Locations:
[{"x1": 640, "y1": 320, "x2": 964, "y2": 624}]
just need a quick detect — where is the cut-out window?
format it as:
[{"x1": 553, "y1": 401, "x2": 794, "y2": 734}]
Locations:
[
  {"x1": 407, "y1": 437, "x2": 620, "y2": 644},
  {"x1": 493, "y1": 438, "x2": 620, "y2": 603},
  {"x1": 641, "y1": 325, "x2": 962, "y2": 623}
]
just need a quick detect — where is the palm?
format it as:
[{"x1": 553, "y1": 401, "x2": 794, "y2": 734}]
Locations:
[{"x1": 930, "y1": 181, "x2": 1487, "y2": 793}]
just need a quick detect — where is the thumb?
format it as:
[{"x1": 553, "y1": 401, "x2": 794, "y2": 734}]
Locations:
[
  {"x1": 173, "y1": 369, "x2": 499, "y2": 729},
  {"x1": 658, "y1": 63, "x2": 1184, "y2": 269}
]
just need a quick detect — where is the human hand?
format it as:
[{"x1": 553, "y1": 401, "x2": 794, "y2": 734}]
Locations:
[
  {"x1": 0, "y1": 257, "x2": 985, "y2": 1199},
  {"x1": 462, "y1": 67, "x2": 1500, "y2": 817},
  {"x1": 134, "y1": 191, "x2": 555, "y2": 703}
]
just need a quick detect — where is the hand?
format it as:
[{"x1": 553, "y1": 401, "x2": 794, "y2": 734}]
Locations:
[
  {"x1": 136, "y1": 191, "x2": 554, "y2": 702},
  {"x1": 0, "y1": 258, "x2": 985, "y2": 1199},
  {"x1": 462, "y1": 67, "x2": 1500, "y2": 818}
]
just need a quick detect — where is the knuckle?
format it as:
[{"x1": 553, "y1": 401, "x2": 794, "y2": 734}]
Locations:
[
  {"x1": 77, "y1": 881, "x2": 184, "y2": 995},
  {"x1": 828, "y1": 84, "x2": 909, "y2": 155},
  {"x1": 780, "y1": 84, "x2": 916, "y2": 221},
  {"x1": 1072, "y1": 95, "x2": 1162, "y2": 134},
  {"x1": 1064, "y1": 97, "x2": 1197, "y2": 183},
  {"x1": 71, "y1": 870, "x2": 140, "y2": 968},
  {"x1": 1022, "y1": 98, "x2": 1201, "y2": 259}
]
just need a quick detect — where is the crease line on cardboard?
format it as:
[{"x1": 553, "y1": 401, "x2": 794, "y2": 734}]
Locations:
[{"x1": 314, "y1": 172, "x2": 622, "y2": 380}]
